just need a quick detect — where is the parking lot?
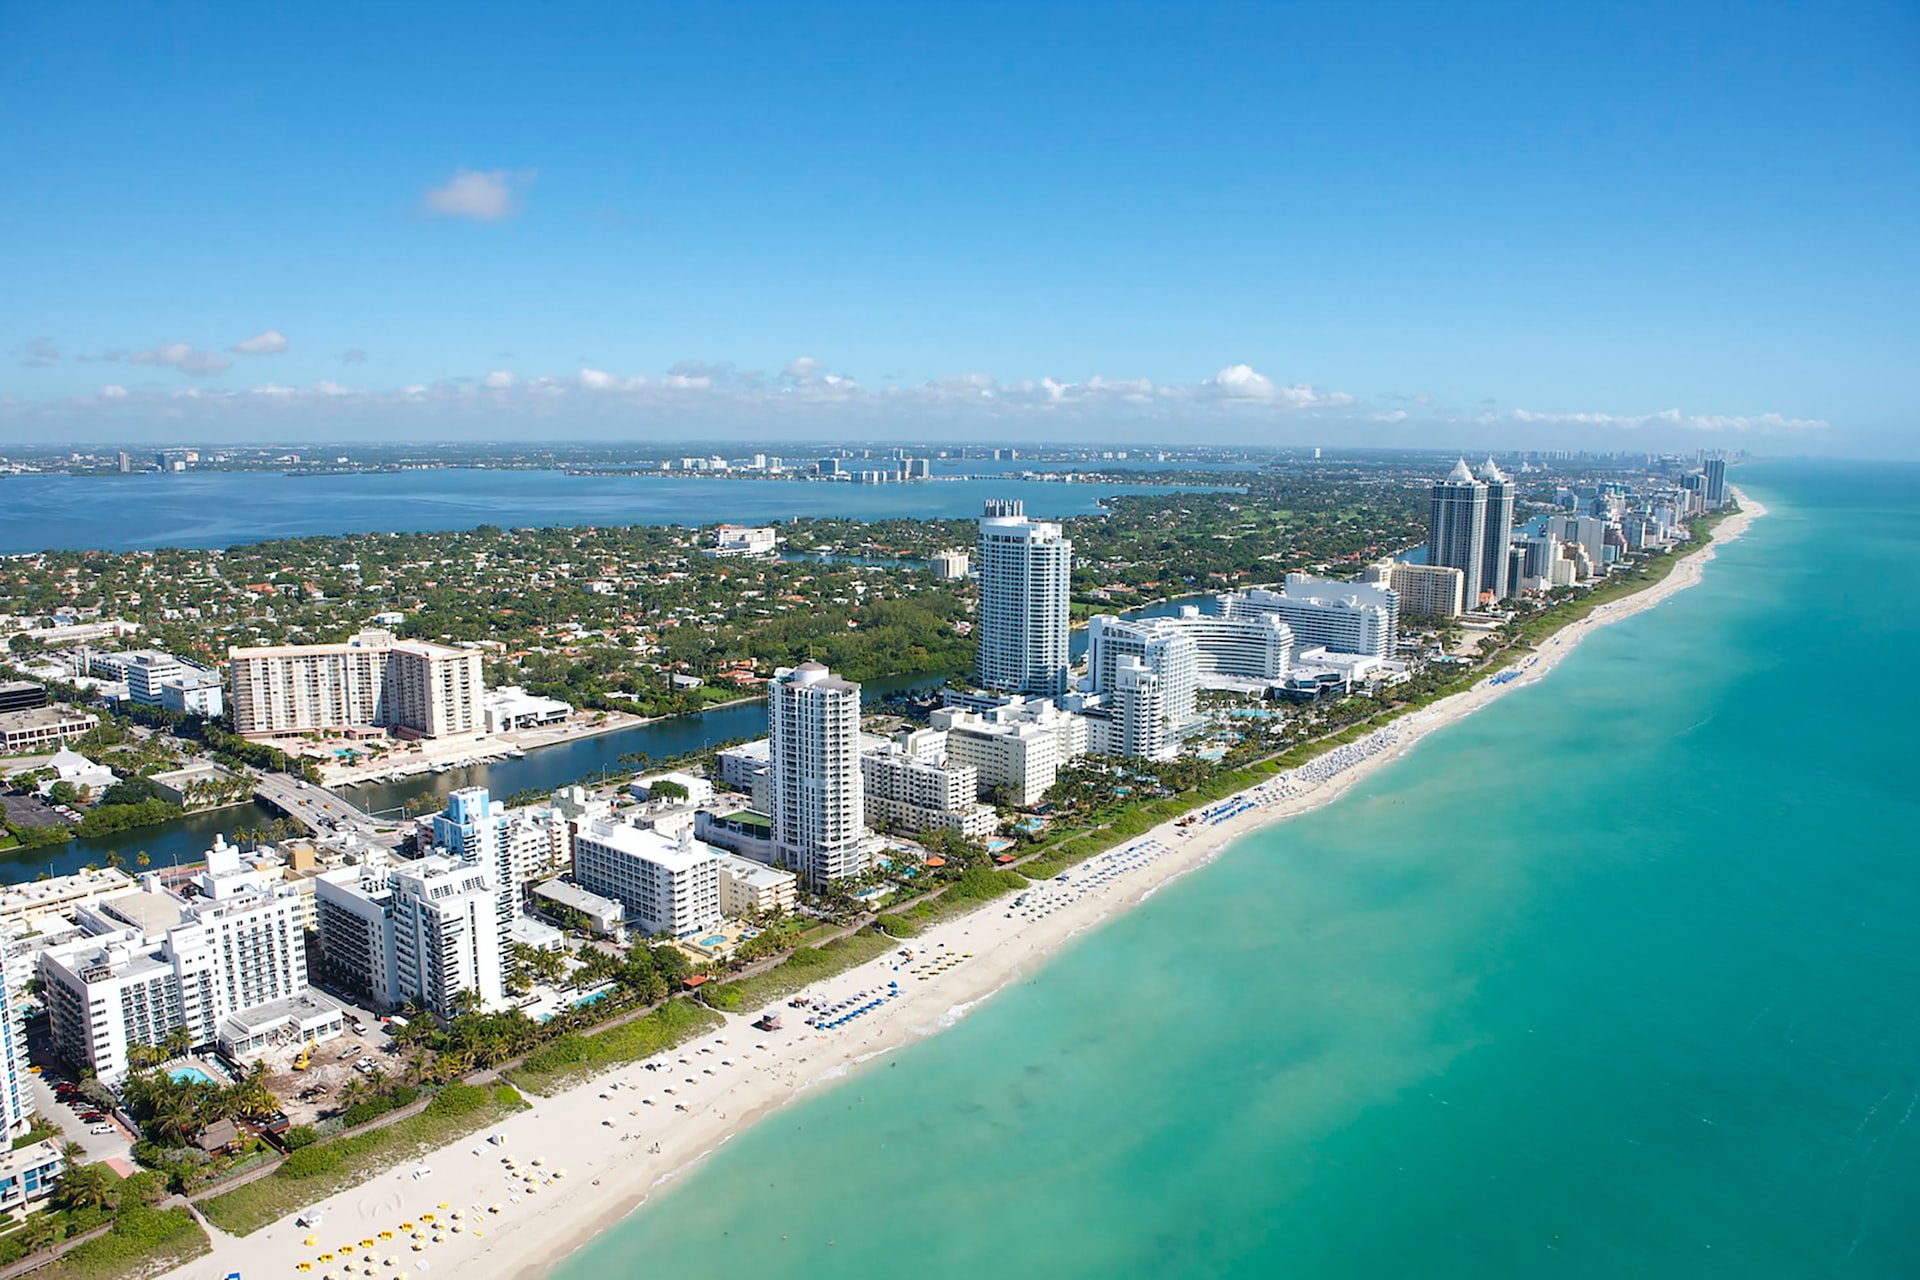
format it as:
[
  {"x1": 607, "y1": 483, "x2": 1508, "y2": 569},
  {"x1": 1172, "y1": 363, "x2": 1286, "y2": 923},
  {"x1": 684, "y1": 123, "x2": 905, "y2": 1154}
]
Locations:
[{"x1": 29, "y1": 1071, "x2": 131, "y2": 1164}]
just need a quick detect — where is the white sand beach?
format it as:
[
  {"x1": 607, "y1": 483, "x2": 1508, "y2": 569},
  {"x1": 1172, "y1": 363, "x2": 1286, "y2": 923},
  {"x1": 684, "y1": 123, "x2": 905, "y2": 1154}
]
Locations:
[{"x1": 164, "y1": 492, "x2": 1763, "y2": 1280}]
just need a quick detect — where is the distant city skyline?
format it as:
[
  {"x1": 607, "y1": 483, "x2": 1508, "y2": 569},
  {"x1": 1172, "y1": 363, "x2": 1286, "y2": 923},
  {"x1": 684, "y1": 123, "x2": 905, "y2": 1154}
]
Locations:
[{"x1": 2, "y1": 2, "x2": 1914, "y2": 456}]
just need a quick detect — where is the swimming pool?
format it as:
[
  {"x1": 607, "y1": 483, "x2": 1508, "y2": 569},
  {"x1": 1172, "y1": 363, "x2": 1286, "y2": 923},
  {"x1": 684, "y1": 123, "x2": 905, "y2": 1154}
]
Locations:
[
  {"x1": 169, "y1": 1066, "x2": 215, "y2": 1086},
  {"x1": 698, "y1": 935, "x2": 728, "y2": 948}
]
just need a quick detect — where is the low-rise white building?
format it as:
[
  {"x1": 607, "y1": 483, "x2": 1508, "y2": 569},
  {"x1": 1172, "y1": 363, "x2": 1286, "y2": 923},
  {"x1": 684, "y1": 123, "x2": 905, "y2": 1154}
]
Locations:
[
  {"x1": 0, "y1": 1140, "x2": 64, "y2": 1213},
  {"x1": 482, "y1": 685, "x2": 572, "y2": 733},
  {"x1": 717, "y1": 854, "x2": 798, "y2": 918},
  {"x1": 158, "y1": 670, "x2": 225, "y2": 718},
  {"x1": 930, "y1": 549, "x2": 969, "y2": 580},
  {"x1": 0, "y1": 707, "x2": 100, "y2": 754},
  {"x1": 708, "y1": 525, "x2": 778, "y2": 557},
  {"x1": 629, "y1": 771, "x2": 714, "y2": 808}
]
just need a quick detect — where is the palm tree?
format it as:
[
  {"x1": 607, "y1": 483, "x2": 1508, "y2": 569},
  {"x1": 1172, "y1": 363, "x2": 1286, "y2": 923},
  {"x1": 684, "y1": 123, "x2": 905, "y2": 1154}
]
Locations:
[
  {"x1": 55, "y1": 1164, "x2": 119, "y2": 1213},
  {"x1": 136, "y1": 851, "x2": 150, "y2": 869}
]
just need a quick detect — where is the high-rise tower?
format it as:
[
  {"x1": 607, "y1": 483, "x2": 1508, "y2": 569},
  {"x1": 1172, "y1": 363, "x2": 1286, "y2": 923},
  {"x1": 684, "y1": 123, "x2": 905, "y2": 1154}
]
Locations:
[
  {"x1": 768, "y1": 662, "x2": 868, "y2": 888},
  {"x1": 975, "y1": 500, "x2": 1072, "y2": 697},
  {"x1": 1427, "y1": 459, "x2": 1488, "y2": 606},
  {"x1": 1477, "y1": 458, "x2": 1517, "y2": 602}
]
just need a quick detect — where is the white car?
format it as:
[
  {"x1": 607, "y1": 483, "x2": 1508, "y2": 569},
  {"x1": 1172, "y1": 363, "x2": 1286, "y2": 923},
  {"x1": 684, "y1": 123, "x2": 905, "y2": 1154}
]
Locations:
[{"x1": 88, "y1": 1123, "x2": 115, "y2": 1135}]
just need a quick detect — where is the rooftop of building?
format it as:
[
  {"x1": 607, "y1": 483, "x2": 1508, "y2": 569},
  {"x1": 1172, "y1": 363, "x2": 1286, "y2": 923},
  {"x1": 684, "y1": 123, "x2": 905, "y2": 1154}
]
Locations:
[
  {"x1": 220, "y1": 988, "x2": 344, "y2": 1036},
  {"x1": 0, "y1": 703, "x2": 98, "y2": 730},
  {"x1": 776, "y1": 661, "x2": 859, "y2": 692},
  {"x1": 577, "y1": 817, "x2": 722, "y2": 871},
  {"x1": 0, "y1": 866, "x2": 135, "y2": 913},
  {"x1": 228, "y1": 629, "x2": 471, "y2": 660},
  {"x1": 532, "y1": 879, "x2": 625, "y2": 917},
  {"x1": 715, "y1": 853, "x2": 797, "y2": 888},
  {"x1": 99, "y1": 889, "x2": 189, "y2": 937}
]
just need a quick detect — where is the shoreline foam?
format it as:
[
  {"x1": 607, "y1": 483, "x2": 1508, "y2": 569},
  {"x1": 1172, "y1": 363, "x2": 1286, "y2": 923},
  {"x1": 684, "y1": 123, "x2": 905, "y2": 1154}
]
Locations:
[{"x1": 162, "y1": 490, "x2": 1764, "y2": 1280}]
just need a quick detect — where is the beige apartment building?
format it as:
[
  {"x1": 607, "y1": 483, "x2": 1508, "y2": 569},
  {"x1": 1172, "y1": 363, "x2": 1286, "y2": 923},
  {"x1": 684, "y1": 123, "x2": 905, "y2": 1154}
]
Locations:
[{"x1": 228, "y1": 629, "x2": 483, "y2": 740}]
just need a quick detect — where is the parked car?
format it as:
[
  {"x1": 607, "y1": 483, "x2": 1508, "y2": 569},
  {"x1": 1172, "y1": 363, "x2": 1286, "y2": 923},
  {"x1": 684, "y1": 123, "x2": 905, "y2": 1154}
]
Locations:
[{"x1": 88, "y1": 1123, "x2": 116, "y2": 1135}]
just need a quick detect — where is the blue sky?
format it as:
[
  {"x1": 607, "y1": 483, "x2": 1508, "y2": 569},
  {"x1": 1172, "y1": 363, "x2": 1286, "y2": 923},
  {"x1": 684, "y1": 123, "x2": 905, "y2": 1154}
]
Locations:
[{"x1": 2, "y1": 1, "x2": 1915, "y2": 454}]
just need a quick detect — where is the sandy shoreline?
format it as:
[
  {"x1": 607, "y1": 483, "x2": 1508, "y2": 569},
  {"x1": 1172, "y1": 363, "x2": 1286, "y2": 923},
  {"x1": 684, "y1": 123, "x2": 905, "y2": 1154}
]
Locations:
[{"x1": 164, "y1": 492, "x2": 1763, "y2": 1280}]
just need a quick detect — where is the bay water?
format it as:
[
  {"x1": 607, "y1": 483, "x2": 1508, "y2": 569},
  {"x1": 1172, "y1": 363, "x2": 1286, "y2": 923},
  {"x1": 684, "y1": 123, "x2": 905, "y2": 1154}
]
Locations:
[
  {"x1": 554, "y1": 461, "x2": 1920, "y2": 1278},
  {"x1": 0, "y1": 468, "x2": 1225, "y2": 552}
]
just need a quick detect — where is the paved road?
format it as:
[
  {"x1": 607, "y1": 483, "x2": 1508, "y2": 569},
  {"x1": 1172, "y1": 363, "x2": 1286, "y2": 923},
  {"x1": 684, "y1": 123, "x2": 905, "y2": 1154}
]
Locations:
[{"x1": 252, "y1": 774, "x2": 379, "y2": 834}]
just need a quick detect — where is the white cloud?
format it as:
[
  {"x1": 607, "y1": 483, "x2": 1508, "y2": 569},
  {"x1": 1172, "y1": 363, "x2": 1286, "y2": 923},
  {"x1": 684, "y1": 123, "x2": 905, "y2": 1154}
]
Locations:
[
  {"x1": 422, "y1": 168, "x2": 534, "y2": 221},
  {"x1": 230, "y1": 329, "x2": 289, "y2": 355},
  {"x1": 1195, "y1": 364, "x2": 1355, "y2": 408},
  {"x1": 577, "y1": 367, "x2": 620, "y2": 391},
  {"x1": 127, "y1": 342, "x2": 232, "y2": 377},
  {"x1": 15, "y1": 361, "x2": 1823, "y2": 447}
]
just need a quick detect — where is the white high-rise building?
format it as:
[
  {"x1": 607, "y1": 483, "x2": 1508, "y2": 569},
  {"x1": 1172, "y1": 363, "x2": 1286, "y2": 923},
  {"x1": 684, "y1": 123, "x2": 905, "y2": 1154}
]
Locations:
[
  {"x1": 228, "y1": 630, "x2": 483, "y2": 740},
  {"x1": 1427, "y1": 459, "x2": 1489, "y2": 605},
  {"x1": 1221, "y1": 576, "x2": 1397, "y2": 660},
  {"x1": 768, "y1": 663, "x2": 869, "y2": 888},
  {"x1": 315, "y1": 856, "x2": 506, "y2": 1018},
  {"x1": 860, "y1": 742, "x2": 997, "y2": 839},
  {"x1": 1108, "y1": 655, "x2": 1180, "y2": 760},
  {"x1": 391, "y1": 857, "x2": 505, "y2": 1016},
  {"x1": 41, "y1": 849, "x2": 317, "y2": 1083},
  {"x1": 1477, "y1": 458, "x2": 1518, "y2": 601},
  {"x1": 929, "y1": 697, "x2": 1088, "y2": 807},
  {"x1": 975, "y1": 500, "x2": 1072, "y2": 697},
  {"x1": 0, "y1": 934, "x2": 33, "y2": 1136},
  {"x1": 1084, "y1": 615, "x2": 1199, "y2": 754},
  {"x1": 573, "y1": 819, "x2": 725, "y2": 938}
]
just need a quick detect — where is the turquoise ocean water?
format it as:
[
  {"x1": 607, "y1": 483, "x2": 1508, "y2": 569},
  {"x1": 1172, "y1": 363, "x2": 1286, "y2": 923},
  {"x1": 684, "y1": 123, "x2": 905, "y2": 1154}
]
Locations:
[{"x1": 554, "y1": 461, "x2": 1920, "y2": 1279}]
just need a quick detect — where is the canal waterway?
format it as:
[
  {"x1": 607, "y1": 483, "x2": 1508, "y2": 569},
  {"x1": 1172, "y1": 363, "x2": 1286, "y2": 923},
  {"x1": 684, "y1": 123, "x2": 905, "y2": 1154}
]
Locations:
[{"x1": 0, "y1": 672, "x2": 945, "y2": 885}]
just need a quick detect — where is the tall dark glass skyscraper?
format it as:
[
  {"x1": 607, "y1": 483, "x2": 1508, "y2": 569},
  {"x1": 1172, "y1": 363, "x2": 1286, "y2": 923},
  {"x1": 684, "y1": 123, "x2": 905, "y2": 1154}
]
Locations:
[
  {"x1": 1477, "y1": 458, "x2": 1517, "y2": 601},
  {"x1": 1427, "y1": 459, "x2": 1487, "y2": 605}
]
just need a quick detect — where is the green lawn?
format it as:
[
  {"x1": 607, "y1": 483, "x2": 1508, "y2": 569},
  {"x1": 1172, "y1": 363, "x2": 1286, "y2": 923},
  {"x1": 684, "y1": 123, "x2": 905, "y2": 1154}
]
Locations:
[
  {"x1": 503, "y1": 999, "x2": 724, "y2": 1096},
  {"x1": 198, "y1": 1083, "x2": 527, "y2": 1236},
  {"x1": 35, "y1": 1205, "x2": 208, "y2": 1280},
  {"x1": 702, "y1": 928, "x2": 902, "y2": 1013}
]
